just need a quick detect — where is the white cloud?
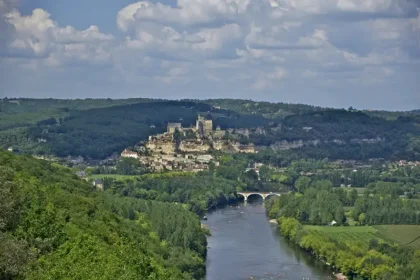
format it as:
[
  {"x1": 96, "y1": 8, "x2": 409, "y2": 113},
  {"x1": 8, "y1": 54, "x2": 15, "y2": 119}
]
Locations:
[
  {"x1": 4, "y1": 8, "x2": 113, "y2": 66},
  {"x1": 117, "y1": 0, "x2": 251, "y2": 31},
  {"x1": 0, "y1": 0, "x2": 419, "y2": 109},
  {"x1": 251, "y1": 66, "x2": 288, "y2": 90}
]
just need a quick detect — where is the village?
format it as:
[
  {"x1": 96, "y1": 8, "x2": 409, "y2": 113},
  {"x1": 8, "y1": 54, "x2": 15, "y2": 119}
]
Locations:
[{"x1": 120, "y1": 115, "x2": 256, "y2": 172}]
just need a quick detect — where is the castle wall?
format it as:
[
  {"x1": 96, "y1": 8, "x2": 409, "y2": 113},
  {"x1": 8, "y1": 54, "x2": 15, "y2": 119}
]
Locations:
[
  {"x1": 213, "y1": 141, "x2": 227, "y2": 151},
  {"x1": 146, "y1": 141, "x2": 176, "y2": 154},
  {"x1": 179, "y1": 141, "x2": 211, "y2": 153}
]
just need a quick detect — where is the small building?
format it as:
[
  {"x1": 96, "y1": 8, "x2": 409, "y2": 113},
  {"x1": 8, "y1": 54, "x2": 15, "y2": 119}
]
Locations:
[
  {"x1": 93, "y1": 179, "x2": 104, "y2": 191},
  {"x1": 76, "y1": 171, "x2": 88, "y2": 181},
  {"x1": 9, "y1": 99, "x2": 20, "y2": 105},
  {"x1": 196, "y1": 154, "x2": 213, "y2": 163},
  {"x1": 399, "y1": 160, "x2": 407, "y2": 166},
  {"x1": 121, "y1": 149, "x2": 139, "y2": 159},
  {"x1": 7, "y1": 147, "x2": 13, "y2": 152},
  {"x1": 76, "y1": 171, "x2": 87, "y2": 178},
  {"x1": 167, "y1": 123, "x2": 182, "y2": 134},
  {"x1": 71, "y1": 156, "x2": 84, "y2": 165}
]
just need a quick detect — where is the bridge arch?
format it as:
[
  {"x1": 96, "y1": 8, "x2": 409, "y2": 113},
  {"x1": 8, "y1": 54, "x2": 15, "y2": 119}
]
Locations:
[
  {"x1": 237, "y1": 192, "x2": 281, "y2": 201},
  {"x1": 246, "y1": 193, "x2": 265, "y2": 201},
  {"x1": 264, "y1": 193, "x2": 281, "y2": 200}
]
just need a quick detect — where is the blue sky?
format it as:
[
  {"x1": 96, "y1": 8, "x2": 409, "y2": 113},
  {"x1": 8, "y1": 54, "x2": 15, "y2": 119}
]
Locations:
[
  {"x1": 18, "y1": 0, "x2": 140, "y2": 34},
  {"x1": 1, "y1": 0, "x2": 419, "y2": 110}
]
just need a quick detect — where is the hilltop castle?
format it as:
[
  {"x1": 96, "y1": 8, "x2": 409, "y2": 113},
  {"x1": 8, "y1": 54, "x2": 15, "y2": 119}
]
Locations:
[
  {"x1": 122, "y1": 115, "x2": 255, "y2": 172},
  {"x1": 166, "y1": 115, "x2": 213, "y2": 136},
  {"x1": 145, "y1": 115, "x2": 254, "y2": 156},
  {"x1": 196, "y1": 115, "x2": 213, "y2": 136}
]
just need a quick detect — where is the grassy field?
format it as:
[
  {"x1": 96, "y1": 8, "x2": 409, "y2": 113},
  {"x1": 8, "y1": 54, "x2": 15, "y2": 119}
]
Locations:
[
  {"x1": 89, "y1": 172, "x2": 196, "y2": 181},
  {"x1": 374, "y1": 225, "x2": 420, "y2": 248},
  {"x1": 89, "y1": 174, "x2": 140, "y2": 180},
  {"x1": 354, "y1": 187, "x2": 366, "y2": 194},
  {"x1": 304, "y1": 225, "x2": 383, "y2": 247},
  {"x1": 303, "y1": 225, "x2": 420, "y2": 248}
]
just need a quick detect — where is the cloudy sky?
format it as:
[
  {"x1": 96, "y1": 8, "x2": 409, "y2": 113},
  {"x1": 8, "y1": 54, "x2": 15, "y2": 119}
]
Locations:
[{"x1": 0, "y1": 0, "x2": 419, "y2": 110}]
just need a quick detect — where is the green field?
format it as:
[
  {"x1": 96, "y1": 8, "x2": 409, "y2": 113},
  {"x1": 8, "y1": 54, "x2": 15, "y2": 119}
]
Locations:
[
  {"x1": 89, "y1": 172, "x2": 195, "y2": 181},
  {"x1": 374, "y1": 225, "x2": 420, "y2": 248},
  {"x1": 304, "y1": 225, "x2": 383, "y2": 247},
  {"x1": 354, "y1": 187, "x2": 366, "y2": 194},
  {"x1": 89, "y1": 174, "x2": 140, "y2": 180}
]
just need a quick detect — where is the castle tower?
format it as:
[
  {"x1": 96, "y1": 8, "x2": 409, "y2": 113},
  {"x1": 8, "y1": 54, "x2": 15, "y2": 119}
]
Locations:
[{"x1": 196, "y1": 115, "x2": 213, "y2": 136}]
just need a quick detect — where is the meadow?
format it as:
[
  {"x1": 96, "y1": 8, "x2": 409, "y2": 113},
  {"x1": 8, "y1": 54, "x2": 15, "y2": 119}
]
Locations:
[
  {"x1": 303, "y1": 225, "x2": 383, "y2": 247},
  {"x1": 374, "y1": 225, "x2": 420, "y2": 248},
  {"x1": 89, "y1": 174, "x2": 140, "y2": 180},
  {"x1": 303, "y1": 224, "x2": 420, "y2": 249}
]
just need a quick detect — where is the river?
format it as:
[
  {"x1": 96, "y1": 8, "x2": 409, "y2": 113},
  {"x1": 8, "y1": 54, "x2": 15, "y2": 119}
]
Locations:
[{"x1": 204, "y1": 200, "x2": 333, "y2": 280}]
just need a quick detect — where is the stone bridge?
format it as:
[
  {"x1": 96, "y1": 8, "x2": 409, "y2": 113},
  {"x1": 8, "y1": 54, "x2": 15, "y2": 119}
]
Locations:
[{"x1": 237, "y1": 192, "x2": 282, "y2": 201}]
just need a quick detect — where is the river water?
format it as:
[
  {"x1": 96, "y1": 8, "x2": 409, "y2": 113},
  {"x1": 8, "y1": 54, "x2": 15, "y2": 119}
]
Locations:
[{"x1": 204, "y1": 200, "x2": 333, "y2": 280}]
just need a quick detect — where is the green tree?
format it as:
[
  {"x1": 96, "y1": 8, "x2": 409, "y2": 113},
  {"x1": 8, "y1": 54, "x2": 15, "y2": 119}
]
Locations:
[{"x1": 295, "y1": 176, "x2": 312, "y2": 193}]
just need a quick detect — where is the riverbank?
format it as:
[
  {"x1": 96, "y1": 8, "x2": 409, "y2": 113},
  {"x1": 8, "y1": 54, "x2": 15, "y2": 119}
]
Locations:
[
  {"x1": 275, "y1": 217, "x2": 420, "y2": 279},
  {"x1": 205, "y1": 202, "x2": 333, "y2": 280}
]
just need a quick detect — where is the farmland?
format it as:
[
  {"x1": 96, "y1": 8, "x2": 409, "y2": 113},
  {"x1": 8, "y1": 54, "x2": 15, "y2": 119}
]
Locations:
[
  {"x1": 89, "y1": 171, "x2": 195, "y2": 181},
  {"x1": 89, "y1": 174, "x2": 140, "y2": 181},
  {"x1": 302, "y1": 225, "x2": 420, "y2": 249},
  {"x1": 303, "y1": 225, "x2": 383, "y2": 247},
  {"x1": 374, "y1": 225, "x2": 420, "y2": 248}
]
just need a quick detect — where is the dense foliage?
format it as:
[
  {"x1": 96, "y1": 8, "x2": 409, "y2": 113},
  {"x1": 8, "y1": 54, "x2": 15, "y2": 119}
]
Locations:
[
  {"x1": 275, "y1": 217, "x2": 420, "y2": 280},
  {"x1": 0, "y1": 98, "x2": 152, "y2": 130},
  {"x1": 353, "y1": 193, "x2": 420, "y2": 225},
  {"x1": 267, "y1": 182, "x2": 348, "y2": 225},
  {"x1": 102, "y1": 173, "x2": 239, "y2": 214},
  {"x1": 0, "y1": 150, "x2": 207, "y2": 279}
]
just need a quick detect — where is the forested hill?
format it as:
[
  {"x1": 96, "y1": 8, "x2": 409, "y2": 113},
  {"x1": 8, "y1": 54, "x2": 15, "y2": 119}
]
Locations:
[
  {"x1": 0, "y1": 98, "x2": 419, "y2": 160},
  {"x1": 0, "y1": 99, "x2": 267, "y2": 159},
  {"x1": 0, "y1": 150, "x2": 208, "y2": 279}
]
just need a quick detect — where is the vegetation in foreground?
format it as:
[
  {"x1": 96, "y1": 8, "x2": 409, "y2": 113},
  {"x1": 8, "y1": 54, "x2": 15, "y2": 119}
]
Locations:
[{"x1": 0, "y1": 150, "x2": 207, "y2": 279}]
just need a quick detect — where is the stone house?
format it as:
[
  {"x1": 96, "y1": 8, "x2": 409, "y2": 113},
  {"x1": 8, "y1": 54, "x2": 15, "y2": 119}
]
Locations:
[
  {"x1": 93, "y1": 179, "x2": 104, "y2": 191},
  {"x1": 121, "y1": 149, "x2": 139, "y2": 159},
  {"x1": 179, "y1": 140, "x2": 211, "y2": 153}
]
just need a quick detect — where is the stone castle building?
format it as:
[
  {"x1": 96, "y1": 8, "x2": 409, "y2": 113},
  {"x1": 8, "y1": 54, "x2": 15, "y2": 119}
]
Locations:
[
  {"x1": 196, "y1": 115, "x2": 213, "y2": 136},
  {"x1": 167, "y1": 123, "x2": 182, "y2": 133}
]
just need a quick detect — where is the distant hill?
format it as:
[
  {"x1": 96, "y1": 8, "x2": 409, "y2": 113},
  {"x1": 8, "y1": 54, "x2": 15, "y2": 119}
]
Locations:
[{"x1": 1, "y1": 98, "x2": 419, "y2": 160}]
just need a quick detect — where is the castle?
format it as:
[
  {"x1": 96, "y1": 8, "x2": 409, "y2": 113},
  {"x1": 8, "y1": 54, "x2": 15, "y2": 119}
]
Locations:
[
  {"x1": 166, "y1": 115, "x2": 213, "y2": 136},
  {"x1": 196, "y1": 115, "x2": 213, "y2": 136},
  {"x1": 123, "y1": 115, "x2": 256, "y2": 172}
]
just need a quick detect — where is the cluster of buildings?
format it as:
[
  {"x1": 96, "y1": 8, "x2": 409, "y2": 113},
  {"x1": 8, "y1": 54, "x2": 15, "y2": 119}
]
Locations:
[
  {"x1": 397, "y1": 160, "x2": 420, "y2": 167},
  {"x1": 138, "y1": 153, "x2": 216, "y2": 172},
  {"x1": 121, "y1": 115, "x2": 257, "y2": 172},
  {"x1": 144, "y1": 115, "x2": 256, "y2": 154},
  {"x1": 121, "y1": 147, "x2": 217, "y2": 172}
]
